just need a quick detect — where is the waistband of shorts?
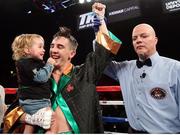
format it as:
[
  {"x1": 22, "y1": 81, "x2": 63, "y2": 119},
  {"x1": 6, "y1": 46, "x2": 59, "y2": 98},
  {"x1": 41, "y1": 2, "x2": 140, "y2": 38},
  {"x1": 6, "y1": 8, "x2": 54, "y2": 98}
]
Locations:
[{"x1": 59, "y1": 131, "x2": 74, "y2": 134}]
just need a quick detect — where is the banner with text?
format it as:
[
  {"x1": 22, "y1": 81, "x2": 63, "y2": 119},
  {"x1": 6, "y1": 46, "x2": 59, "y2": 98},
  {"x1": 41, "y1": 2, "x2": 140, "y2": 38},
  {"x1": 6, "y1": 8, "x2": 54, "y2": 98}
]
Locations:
[
  {"x1": 162, "y1": 0, "x2": 180, "y2": 13},
  {"x1": 77, "y1": 12, "x2": 95, "y2": 30},
  {"x1": 77, "y1": 0, "x2": 141, "y2": 30},
  {"x1": 107, "y1": 0, "x2": 141, "y2": 23}
]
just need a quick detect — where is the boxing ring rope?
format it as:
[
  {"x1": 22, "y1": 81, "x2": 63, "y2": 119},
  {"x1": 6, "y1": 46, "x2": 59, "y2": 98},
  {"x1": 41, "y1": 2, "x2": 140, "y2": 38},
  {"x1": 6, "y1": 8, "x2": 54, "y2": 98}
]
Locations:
[
  {"x1": 100, "y1": 100, "x2": 124, "y2": 105},
  {"x1": 97, "y1": 86, "x2": 127, "y2": 124},
  {"x1": 5, "y1": 86, "x2": 121, "y2": 94},
  {"x1": 96, "y1": 86, "x2": 121, "y2": 92},
  {"x1": 5, "y1": 86, "x2": 128, "y2": 124},
  {"x1": 102, "y1": 116, "x2": 128, "y2": 123},
  {"x1": 4, "y1": 88, "x2": 17, "y2": 94}
]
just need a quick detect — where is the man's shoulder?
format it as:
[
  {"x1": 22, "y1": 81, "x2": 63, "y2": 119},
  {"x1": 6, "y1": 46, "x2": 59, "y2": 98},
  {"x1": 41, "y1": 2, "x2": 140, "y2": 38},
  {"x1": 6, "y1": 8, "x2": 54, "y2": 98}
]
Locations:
[
  {"x1": 160, "y1": 56, "x2": 180, "y2": 68},
  {"x1": 0, "y1": 85, "x2": 5, "y2": 94},
  {"x1": 161, "y1": 56, "x2": 179, "y2": 63},
  {"x1": 0, "y1": 85, "x2": 4, "y2": 90},
  {"x1": 111, "y1": 59, "x2": 136, "y2": 66}
]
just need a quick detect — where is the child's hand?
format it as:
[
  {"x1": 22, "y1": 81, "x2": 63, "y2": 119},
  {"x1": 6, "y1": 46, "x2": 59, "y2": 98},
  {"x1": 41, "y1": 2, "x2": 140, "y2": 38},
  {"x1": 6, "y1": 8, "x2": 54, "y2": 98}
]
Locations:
[{"x1": 47, "y1": 57, "x2": 56, "y2": 65}]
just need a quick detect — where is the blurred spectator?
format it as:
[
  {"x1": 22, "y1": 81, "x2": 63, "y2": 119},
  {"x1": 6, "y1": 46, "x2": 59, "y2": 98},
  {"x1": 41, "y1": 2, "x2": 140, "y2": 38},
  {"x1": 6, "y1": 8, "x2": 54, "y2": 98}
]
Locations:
[{"x1": 0, "y1": 85, "x2": 7, "y2": 127}]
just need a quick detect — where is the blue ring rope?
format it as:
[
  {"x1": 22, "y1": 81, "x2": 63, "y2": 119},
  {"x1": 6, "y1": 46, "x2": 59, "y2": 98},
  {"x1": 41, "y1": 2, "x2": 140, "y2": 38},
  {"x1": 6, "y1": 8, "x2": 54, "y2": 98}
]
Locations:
[{"x1": 102, "y1": 116, "x2": 128, "y2": 123}]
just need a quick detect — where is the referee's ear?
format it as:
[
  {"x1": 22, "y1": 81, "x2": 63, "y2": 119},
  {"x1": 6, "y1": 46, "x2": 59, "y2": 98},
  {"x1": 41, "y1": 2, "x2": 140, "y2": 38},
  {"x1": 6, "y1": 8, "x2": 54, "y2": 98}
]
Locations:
[{"x1": 155, "y1": 36, "x2": 158, "y2": 47}]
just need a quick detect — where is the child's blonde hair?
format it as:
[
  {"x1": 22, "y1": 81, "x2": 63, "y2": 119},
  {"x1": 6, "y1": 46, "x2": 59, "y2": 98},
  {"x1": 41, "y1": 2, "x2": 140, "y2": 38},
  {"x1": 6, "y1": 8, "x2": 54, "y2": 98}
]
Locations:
[{"x1": 12, "y1": 34, "x2": 44, "y2": 61}]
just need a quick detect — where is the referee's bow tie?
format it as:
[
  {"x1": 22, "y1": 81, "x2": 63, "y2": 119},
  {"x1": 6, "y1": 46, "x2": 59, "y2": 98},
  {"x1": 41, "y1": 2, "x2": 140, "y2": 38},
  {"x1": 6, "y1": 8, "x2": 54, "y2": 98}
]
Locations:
[{"x1": 136, "y1": 58, "x2": 152, "y2": 68}]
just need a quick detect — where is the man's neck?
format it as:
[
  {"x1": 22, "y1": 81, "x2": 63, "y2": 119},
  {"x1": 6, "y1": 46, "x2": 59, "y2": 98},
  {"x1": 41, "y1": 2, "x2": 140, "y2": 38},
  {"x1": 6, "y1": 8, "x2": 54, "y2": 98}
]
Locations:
[
  {"x1": 139, "y1": 51, "x2": 157, "y2": 61},
  {"x1": 54, "y1": 62, "x2": 72, "y2": 75}
]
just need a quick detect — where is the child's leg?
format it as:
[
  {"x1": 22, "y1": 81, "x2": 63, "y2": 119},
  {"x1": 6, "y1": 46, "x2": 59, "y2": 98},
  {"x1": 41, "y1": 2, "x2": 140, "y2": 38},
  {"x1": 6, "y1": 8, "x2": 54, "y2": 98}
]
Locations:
[
  {"x1": 45, "y1": 108, "x2": 58, "y2": 134},
  {"x1": 25, "y1": 107, "x2": 52, "y2": 129},
  {"x1": 23, "y1": 124, "x2": 34, "y2": 133}
]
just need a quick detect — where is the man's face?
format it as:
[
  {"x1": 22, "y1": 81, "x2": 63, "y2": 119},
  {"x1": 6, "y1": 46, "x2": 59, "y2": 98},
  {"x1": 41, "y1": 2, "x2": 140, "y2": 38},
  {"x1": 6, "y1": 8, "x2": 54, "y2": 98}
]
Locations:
[
  {"x1": 132, "y1": 24, "x2": 158, "y2": 59},
  {"x1": 49, "y1": 36, "x2": 75, "y2": 67}
]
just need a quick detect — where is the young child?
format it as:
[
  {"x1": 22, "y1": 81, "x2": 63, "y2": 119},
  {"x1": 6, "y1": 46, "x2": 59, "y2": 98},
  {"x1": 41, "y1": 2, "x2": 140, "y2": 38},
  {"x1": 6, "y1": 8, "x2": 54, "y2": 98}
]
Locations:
[
  {"x1": 0, "y1": 85, "x2": 7, "y2": 128},
  {"x1": 11, "y1": 34, "x2": 56, "y2": 133}
]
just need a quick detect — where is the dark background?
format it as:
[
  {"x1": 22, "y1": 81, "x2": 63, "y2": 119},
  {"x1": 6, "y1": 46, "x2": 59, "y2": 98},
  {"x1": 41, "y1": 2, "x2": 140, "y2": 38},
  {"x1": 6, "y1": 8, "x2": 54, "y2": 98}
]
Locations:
[{"x1": 1, "y1": 0, "x2": 180, "y2": 87}]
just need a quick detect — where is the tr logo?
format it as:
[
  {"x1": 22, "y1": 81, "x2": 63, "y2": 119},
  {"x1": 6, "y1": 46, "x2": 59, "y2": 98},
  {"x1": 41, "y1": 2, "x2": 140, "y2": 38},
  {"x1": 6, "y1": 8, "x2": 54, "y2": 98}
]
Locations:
[{"x1": 78, "y1": 12, "x2": 95, "y2": 30}]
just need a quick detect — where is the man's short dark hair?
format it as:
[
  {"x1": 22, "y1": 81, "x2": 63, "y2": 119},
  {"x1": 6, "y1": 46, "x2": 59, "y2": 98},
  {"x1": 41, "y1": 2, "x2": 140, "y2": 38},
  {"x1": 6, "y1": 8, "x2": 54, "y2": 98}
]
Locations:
[{"x1": 53, "y1": 26, "x2": 78, "y2": 50}]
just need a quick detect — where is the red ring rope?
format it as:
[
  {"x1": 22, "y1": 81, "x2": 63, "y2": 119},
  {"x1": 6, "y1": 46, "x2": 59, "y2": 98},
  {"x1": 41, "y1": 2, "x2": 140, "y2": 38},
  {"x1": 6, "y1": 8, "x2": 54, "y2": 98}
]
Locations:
[{"x1": 5, "y1": 86, "x2": 121, "y2": 94}]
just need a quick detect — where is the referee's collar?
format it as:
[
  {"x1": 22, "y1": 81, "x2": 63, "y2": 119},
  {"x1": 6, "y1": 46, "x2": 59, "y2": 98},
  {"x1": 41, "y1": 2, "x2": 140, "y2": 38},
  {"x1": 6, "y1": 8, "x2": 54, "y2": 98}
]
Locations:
[{"x1": 149, "y1": 52, "x2": 160, "y2": 67}]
